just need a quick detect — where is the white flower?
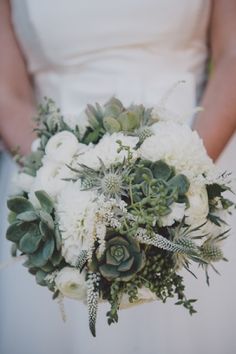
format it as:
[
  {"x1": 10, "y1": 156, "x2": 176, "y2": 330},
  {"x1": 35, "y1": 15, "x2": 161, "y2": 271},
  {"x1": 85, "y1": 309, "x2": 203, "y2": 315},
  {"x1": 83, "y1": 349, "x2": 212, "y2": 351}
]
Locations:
[
  {"x1": 78, "y1": 133, "x2": 139, "y2": 170},
  {"x1": 120, "y1": 287, "x2": 157, "y2": 309},
  {"x1": 31, "y1": 138, "x2": 41, "y2": 152},
  {"x1": 45, "y1": 131, "x2": 80, "y2": 163},
  {"x1": 161, "y1": 202, "x2": 186, "y2": 226},
  {"x1": 185, "y1": 184, "x2": 209, "y2": 225},
  {"x1": 139, "y1": 121, "x2": 213, "y2": 179},
  {"x1": 55, "y1": 267, "x2": 87, "y2": 300},
  {"x1": 28, "y1": 159, "x2": 74, "y2": 206},
  {"x1": 63, "y1": 110, "x2": 89, "y2": 137},
  {"x1": 56, "y1": 181, "x2": 97, "y2": 266},
  {"x1": 12, "y1": 172, "x2": 35, "y2": 193}
]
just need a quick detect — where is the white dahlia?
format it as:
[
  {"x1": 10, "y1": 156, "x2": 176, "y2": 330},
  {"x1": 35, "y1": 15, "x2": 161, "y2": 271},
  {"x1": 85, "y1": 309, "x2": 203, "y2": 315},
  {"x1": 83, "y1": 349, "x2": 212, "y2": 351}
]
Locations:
[
  {"x1": 139, "y1": 121, "x2": 213, "y2": 179},
  {"x1": 56, "y1": 181, "x2": 97, "y2": 266}
]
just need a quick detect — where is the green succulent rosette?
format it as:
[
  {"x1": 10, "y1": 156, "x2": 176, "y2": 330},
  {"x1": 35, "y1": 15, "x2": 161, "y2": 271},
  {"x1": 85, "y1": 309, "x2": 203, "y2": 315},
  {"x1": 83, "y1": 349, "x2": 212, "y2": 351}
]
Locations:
[{"x1": 98, "y1": 234, "x2": 146, "y2": 282}]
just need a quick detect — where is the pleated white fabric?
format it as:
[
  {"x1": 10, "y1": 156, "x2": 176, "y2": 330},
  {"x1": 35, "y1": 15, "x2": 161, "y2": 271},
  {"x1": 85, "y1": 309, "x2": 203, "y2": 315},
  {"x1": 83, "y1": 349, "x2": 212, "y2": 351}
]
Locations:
[{"x1": 1, "y1": 1, "x2": 236, "y2": 353}]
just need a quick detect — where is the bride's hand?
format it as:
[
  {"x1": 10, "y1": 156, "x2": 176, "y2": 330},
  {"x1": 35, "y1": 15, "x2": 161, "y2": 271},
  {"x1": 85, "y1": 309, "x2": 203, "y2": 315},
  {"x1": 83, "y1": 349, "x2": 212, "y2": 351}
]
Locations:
[
  {"x1": 0, "y1": 0, "x2": 36, "y2": 156},
  {"x1": 193, "y1": 0, "x2": 236, "y2": 161}
]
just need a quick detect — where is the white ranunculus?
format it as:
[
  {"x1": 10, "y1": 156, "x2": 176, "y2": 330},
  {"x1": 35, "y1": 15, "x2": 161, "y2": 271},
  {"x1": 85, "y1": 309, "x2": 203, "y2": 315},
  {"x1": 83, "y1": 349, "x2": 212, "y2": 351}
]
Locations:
[
  {"x1": 120, "y1": 287, "x2": 157, "y2": 309},
  {"x1": 56, "y1": 181, "x2": 97, "y2": 266},
  {"x1": 28, "y1": 160, "x2": 74, "y2": 206},
  {"x1": 12, "y1": 172, "x2": 35, "y2": 193},
  {"x1": 185, "y1": 184, "x2": 209, "y2": 225},
  {"x1": 161, "y1": 202, "x2": 186, "y2": 227},
  {"x1": 31, "y1": 138, "x2": 41, "y2": 152},
  {"x1": 139, "y1": 121, "x2": 213, "y2": 179},
  {"x1": 78, "y1": 133, "x2": 139, "y2": 170},
  {"x1": 55, "y1": 267, "x2": 87, "y2": 300},
  {"x1": 45, "y1": 131, "x2": 80, "y2": 163}
]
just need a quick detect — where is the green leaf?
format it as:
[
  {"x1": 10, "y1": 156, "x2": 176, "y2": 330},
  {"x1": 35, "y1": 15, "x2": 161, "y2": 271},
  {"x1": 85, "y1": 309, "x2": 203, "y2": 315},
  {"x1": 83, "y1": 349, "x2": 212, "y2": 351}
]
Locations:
[
  {"x1": 54, "y1": 225, "x2": 62, "y2": 251},
  {"x1": 207, "y1": 183, "x2": 228, "y2": 199},
  {"x1": 41, "y1": 262, "x2": 55, "y2": 272},
  {"x1": 42, "y1": 237, "x2": 55, "y2": 261},
  {"x1": 17, "y1": 211, "x2": 39, "y2": 222},
  {"x1": 118, "y1": 112, "x2": 140, "y2": 131},
  {"x1": 133, "y1": 167, "x2": 153, "y2": 184},
  {"x1": 103, "y1": 116, "x2": 121, "y2": 133},
  {"x1": 168, "y1": 174, "x2": 190, "y2": 195},
  {"x1": 35, "y1": 270, "x2": 47, "y2": 286},
  {"x1": 29, "y1": 248, "x2": 48, "y2": 267},
  {"x1": 6, "y1": 221, "x2": 31, "y2": 243},
  {"x1": 51, "y1": 251, "x2": 63, "y2": 267},
  {"x1": 151, "y1": 160, "x2": 172, "y2": 181},
  {"x1": 35, "y1": 190, "x2": 54, "y2": 214},
  {"x1": 8, "y1": 211, "x2": 17, "y2": 224},
  {"x1": 7, "y1": 197, "x2": 34, "y2": 214},
  {"x1": 38, "y1": 210, "x2": 54, "y2": 230},
  {"x1": 18, "y1": 226, "x2": 42, "y2": 253}
]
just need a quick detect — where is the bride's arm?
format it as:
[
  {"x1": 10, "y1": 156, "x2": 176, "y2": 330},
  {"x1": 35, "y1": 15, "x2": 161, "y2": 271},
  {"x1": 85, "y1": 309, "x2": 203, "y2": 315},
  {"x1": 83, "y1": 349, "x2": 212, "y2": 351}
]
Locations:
[
  {"x1": 193, "y1": 0, "x2": 236, "y2": 161},
  {"x1": 0, "y1": 0, "x2": 35, "y2": 155}
]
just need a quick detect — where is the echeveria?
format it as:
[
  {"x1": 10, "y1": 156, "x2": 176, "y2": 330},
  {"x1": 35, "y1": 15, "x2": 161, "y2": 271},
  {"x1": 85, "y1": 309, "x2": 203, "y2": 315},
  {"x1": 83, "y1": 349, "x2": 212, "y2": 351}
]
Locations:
[{"x1": 98, "y1": 234, "x2": 145, "y2": 282}]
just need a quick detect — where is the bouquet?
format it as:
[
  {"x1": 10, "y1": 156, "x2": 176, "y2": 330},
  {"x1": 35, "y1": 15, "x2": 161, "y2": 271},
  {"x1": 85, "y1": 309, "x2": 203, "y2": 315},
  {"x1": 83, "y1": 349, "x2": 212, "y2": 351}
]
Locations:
[{"x1": 6, "y1": 97, "x2": 234, "y2": 336}]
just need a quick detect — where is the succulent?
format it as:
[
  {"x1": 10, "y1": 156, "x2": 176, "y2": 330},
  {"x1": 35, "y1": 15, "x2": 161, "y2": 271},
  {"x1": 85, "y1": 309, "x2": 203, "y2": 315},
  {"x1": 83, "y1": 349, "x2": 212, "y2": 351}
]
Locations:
[
  {"x1": 98, "y1": 233, "x2": 145, "y2": 282},
  {"x1": 82, "y1": 97, "x2": 153, "y2": 144},
  {"x1": 6, "y1": 191, "x2": 64, "y2": 289},
  {"x1": 129, "y1": 159, "x2": 190, "y2": 226}
]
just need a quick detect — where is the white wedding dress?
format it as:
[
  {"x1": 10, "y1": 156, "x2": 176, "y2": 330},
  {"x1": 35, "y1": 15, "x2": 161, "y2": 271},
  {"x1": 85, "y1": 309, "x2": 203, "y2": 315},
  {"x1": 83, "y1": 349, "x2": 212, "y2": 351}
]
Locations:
[{"x1": 1, "y1": 1, "x2": 236, "y2": 353}]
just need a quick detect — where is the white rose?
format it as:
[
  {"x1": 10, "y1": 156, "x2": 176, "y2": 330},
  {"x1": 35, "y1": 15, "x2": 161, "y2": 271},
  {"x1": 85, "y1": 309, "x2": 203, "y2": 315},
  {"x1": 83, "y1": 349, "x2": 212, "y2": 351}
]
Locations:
[
  {"x1": 55, "y1": 267, "x2": 87, "y2": 300},
  {"x1": 120, "y1": 287, "x2": 157, "y2": 309},
  {"x1": 161, "y1": 202, "x2": 186, "y2": 226},
  {"x1": 45, "y1": 131, "x2": 79, "y2": 163},
  {"x1": 185, "y1": 184, "x2": 209, "y2": 225}
]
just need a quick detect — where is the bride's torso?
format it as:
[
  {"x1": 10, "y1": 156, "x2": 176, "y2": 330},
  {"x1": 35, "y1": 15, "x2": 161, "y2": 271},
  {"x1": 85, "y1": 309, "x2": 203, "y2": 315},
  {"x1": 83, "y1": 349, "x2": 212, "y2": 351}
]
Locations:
[{"x1": 11, "y1": 0, "x2": 211, "y2": 117}]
